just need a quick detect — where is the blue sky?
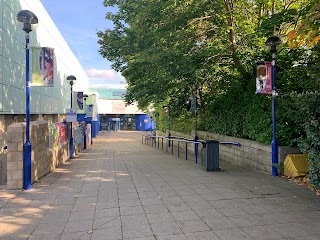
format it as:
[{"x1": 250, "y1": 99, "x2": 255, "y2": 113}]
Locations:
[{"x1": 40, "y1": 0, "x2": 127, "y2": 89}]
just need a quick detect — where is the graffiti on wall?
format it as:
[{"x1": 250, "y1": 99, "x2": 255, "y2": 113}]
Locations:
[
  {"x1": 74, "y1": 126, "x2": 83, "y2": 145},
  {"x1": 49, "y1": 123, "x2": 66, "y2": 150}
]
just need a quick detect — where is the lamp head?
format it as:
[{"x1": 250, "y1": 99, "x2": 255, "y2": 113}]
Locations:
[
  {"x1": 67, "y1": 75, "x2": 77, "y2": 86},
  {"x1": 16, "y1": 10, "x2": 38, "y2": 33},
  {"x1": 83, "y1": 94, "x2": 88, "y2": 100},
  {"x1": 265, "y1": 36, "x2": 281, "y2": 53}
]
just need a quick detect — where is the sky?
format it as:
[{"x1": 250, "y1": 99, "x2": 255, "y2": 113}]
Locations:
[{"x1": 40, "y1": 0, "x2": 127, "y2": 89}]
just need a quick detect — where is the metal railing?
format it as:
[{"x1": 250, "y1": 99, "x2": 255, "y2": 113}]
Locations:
[
  {"x1": 142, "y1": 135, "x2": 241, "y2": 163},
  {"x1": 220, "y1": 142, "x2": 241, "y2": 147},
  {"x1": 142, "y1": 135, "x2": 202, "y2": 162}
]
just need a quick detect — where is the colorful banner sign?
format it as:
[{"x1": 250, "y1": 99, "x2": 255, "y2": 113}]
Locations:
[
  {"x1": 72, "y1": 92, "x2": 84, "y2": 110},
  {"x1": 256, "y1": 61, "x2": 272, "y2": 94},
  {"x1": 31, "y1": 47, "x2": 54, "y2": 87}
]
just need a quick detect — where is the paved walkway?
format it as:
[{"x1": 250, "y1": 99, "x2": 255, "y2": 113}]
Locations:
[{"x1": 0, "y1": 131, "x2": 319, "y2": 240}]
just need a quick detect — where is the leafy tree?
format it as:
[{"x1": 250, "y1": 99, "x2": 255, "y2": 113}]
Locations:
[
  {"x1": 288, "y1": 0, "x2": 320, "y2": 47},
  {"x1": 98, "y1": 0, "x2": 320, "y2": 189}
]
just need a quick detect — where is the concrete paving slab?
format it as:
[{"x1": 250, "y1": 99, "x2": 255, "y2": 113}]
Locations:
[{"x1": 0, "y1": 131, "x2": 319, "y2": 239}]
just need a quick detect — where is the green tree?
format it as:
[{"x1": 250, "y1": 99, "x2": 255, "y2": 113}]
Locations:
[{"x1": 98, "y1": 0, "x2": 320, "y2": 188}]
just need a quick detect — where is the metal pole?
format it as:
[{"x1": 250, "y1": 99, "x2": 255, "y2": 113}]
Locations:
[
  {"x1": 171, "y1": 140, "x2": 174, "y2": 155},
  {"x1": 70, "y1": 84, "x2": 74, "y2": 159},
  {"x1": 154, "y1": 113, "x2": 157, "y2": 145},
  {"x1": 271, "y1": 52, "x2": 278, "y2": 176},
  {"x1": 162, "y1": 137, "x2": 163, "y2": 150},
  {"x1": 91, "y1": 123, "x2": 93, "y2": 145},
  {"x1": 194, "y1": 94, "x2": 198, "y2": 163},
  {"x1": 83, "y1": 98, "x2": 87, "y2": 150},
  {"x1": 168, "y1": 107, "x2": 171, "y2": 147},
  {"x1": 186, "y1": 142, "x2": 188, "y2": 160},
  {"x1": 23, "y1": 32, "x2": 32, "y2": 190}
]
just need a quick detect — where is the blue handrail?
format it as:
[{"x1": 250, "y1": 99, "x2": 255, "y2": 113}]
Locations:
[
  {"x1": 142, "y1": 135, "x2": 241, "y2": 163},
  {"x1": 142, "y1": 135, "x2": 201, "y2": 162},
  {"x1": 220, "y1": 141, "x2": 241, "y2": 147}
]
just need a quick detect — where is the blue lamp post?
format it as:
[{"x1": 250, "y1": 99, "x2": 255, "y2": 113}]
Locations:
[
  {"x1": 89, "y1": 104, "x2": 94, "y2": 145},
  {"x1": 16, "y1": 10, "x2": 38, "y2": 190},
  {"x1": 67, "y1": 75, "x2": 77, "y2": 159},
  {"x1": 168, "y1": 107, "x2": 171, "y2": 146},
  {"x1": 83, "y1": 94, "x2": 88, "y2": 149},
  {"x1": 265, "y1": 36, "x2": 281, "y2": 176}
]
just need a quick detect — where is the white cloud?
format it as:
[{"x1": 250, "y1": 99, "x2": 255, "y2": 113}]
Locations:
[
  {"x1": 86, "y1": 68, "x2": 127, "y2": 89},
  {"x1": 86, "y1": 68, "x2": 123, "y2": 80},
  {"x1": 89, "y1": 83, "x2": 127, "y2": 89}
]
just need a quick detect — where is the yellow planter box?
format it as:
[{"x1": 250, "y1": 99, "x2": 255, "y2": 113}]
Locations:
[{"x1": 284, "y1": 154, "x2": 308, "y2": 177}]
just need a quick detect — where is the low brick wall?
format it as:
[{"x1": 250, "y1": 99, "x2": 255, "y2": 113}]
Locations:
[
  {"x1": 0, "y1": 114, "x2": 67, "y2": 186},
  {"x1": 156, "y1": 130, "x2": 301, "y2": 174},
  {"x1": 7, "y1": 121, "x2": 69, "y2": 189},
  {"x1": 198, "y1": 131, "x2": 301, "y2": 174}
]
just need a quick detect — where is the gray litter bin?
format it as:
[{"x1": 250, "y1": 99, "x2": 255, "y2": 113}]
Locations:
[{"x1": 201, "y1": 140, "x2": 220, "y2": 171}]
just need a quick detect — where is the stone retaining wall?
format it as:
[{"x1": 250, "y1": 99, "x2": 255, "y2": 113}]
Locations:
[
  {"x1": 7, "y1": 121, "x2": 69, "y2": 189},
  {"x1": 0, "y1": 114, "x2": 66, "y2": 185},
  {"x1": 197, "y1": 131, "x2": 301, "y2": 174},
  {"x1": 157, "y1": 130, "x2": 301, "y2": 174}
]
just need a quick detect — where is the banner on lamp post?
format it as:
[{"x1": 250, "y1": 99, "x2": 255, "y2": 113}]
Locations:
[
  {"x1": 31, "y1": 47, "x2": 54, "y2": 87},
  {"x1": 72, "y1": 92, "x2": 84, "y2": 110},
  {"x1": 88, "y1": 105, "x2": 93, "y2": 118},
  {"x1": 256, "y1": 61, "x2": 272, "y2": 94}
]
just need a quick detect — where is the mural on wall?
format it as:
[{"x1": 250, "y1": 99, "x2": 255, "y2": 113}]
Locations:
[
  {"x1": 49, "y1": 123, "x2": 66, "y2": 150},
  {"x1": 74, "y1": 126, "x2": 83, "y2": 145},
  {"x1": 86, "y1": 125, "x2": 91, "y2": 141},
  {"x1": 31, "y1": 47, "x2": 55, "y2": 87}
]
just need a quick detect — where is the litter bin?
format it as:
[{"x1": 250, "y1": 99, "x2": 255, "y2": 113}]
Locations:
[{"x1": 201, "y1": 140, "x2": 220, "y2": 171}]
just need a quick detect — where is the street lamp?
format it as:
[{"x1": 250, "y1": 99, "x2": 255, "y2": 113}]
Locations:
[
  {"x1": 16, "y1": 10, "x2": 38, "y2": 190},
  {"x1": 265, "y1": 36, "x2": 281, "y2": 176},
  {"x1": 67, "y1": 75, "x2": 77, "y2": 159},
  {"x1": 83, "y1": 94, "x2": 88, "y2": 149}
]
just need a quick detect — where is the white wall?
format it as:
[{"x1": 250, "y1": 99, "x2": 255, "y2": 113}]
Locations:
[
  {"x1": 0, "y1": 0, "x2": 88, "y2": 114},
  {"x1": 97, "y1": 99, "x2": 145, "y2": 114}
]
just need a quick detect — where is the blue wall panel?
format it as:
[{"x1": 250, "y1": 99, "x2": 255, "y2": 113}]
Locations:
[{"x1": 135, "y1": 114, "x2": 153, "y2": 131}]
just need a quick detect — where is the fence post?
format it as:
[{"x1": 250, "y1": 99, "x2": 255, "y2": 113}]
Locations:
[
  {"x1": 195, "y1": 142, "x2": 198, "y2": 163},
  {"x1": 171, "y1": 140, "x2": 174, "y2": 155},
  {"x1": 186, "y1": 142, "x2": 188, "y2": 160}
]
